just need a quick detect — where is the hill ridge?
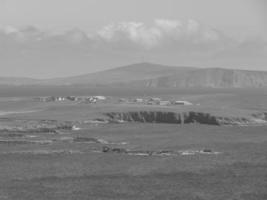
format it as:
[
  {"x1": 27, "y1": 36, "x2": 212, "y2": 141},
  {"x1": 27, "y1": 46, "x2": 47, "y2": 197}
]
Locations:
[{"x1": 1, "y1": 63, "x2": 267, "y2": 88}]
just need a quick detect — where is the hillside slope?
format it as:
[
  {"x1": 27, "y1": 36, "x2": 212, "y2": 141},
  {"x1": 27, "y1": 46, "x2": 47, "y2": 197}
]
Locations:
[
  {"x1": 1, "y1": 63, "x2": 267, "y2": 88},
  {"x1": 0, "y1": 77, "x2": 39, "y2": 86},
  {"x1": 42, "y1": 63, "x2": 196, "y2": 85}
]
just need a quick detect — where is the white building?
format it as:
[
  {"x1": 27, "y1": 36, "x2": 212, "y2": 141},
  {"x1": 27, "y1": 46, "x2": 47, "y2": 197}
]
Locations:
[
  {"x1": 135, "y1": 98, "x2": 144, "y2": 103},
  {"x1": 55, "y1": 97, "x2": 65, "y2": 101},
  {"x1": 94, "y1": 96, "x2": 107, "y2": 100}
]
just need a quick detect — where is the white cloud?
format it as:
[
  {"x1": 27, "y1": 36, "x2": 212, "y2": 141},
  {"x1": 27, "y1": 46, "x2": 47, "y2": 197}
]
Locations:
[
  {"x1": 0, "y1": 19, "x2": 229, "y2": 49},
  {"x1": 0, "y1": 19, "x2": 266, "y2": 63},
  {"x1": 98, "y1": 22, "x2": 162, "y2": 49},
  {"x1": 96, "y1": 19, "x2": 223, "y2": 50},
  {"x1": 154, "y1": 19, "x2": 182, "y2": 33},
  {"x1": 0, "y1": 19, "x2": 266, "y2": 77}
]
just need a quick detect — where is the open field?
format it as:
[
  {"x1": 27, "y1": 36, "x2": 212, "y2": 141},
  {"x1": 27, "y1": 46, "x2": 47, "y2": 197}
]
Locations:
[{"x1": 0, "y1": 87, "x2": 267, "y2": 199}]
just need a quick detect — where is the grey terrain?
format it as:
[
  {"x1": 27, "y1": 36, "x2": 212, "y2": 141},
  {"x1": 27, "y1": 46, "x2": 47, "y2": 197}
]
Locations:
[{"x1": 1, "y1": 62, "x2": 267, "y2": 88}]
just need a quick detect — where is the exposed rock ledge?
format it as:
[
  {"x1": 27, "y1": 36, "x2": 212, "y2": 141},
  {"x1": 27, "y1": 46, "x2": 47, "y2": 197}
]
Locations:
[{"x1": 105, "y1": 111, "x2": 267, "y2": 126}]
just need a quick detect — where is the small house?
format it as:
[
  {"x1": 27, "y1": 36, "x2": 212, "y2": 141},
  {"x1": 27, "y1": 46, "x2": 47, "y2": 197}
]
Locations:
[
  {"x1": 66, "y1": 96, "x2": 76, "y2": 101},
  {"x1": 55, "y1": 97, "x2": 65, "y2": 101},
  {"x1": 173, "y1": 100, "x2": 193, "y2": 106},
  {"x1": 94, "y1": 96, "x2": 107, "y2": 100},
  {"x1": 135, "y1": 98, "x2": 144, "y2": 103},
  {"x1": 159, "y1": 101, "x2": 171, "y2": 106},
  {"x1": 149, "y1": 97, "x2": 161, "y2": 102}
]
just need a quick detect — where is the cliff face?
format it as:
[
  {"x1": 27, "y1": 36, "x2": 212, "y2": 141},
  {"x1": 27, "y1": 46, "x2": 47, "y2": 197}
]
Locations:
[
  {"x1": 105, "y1": 111, "x2": 267, "y2": 126},
  {"x1": 125, "y1": 68, "x2": 267, "y2": 88}
]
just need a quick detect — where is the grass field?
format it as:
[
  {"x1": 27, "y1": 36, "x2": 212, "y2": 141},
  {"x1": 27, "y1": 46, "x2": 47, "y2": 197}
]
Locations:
[{"x1": 0, "y1": 87, "x2": 266, "y2": 199}]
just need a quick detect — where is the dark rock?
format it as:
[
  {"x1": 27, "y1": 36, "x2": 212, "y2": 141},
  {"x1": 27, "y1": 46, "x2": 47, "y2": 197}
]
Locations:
[
  {"x1": 111, "y1": 148, "x2": 127, "y2": 153},
  {"x1": 73, "y1": 137, "x2": 100, "y2": 143},
  {"x1": 102, "y1": 146, "x2": 111, "y2": 152},
  {"x1": 202, "y1": 149, "x2": 212, "y2": 153}
]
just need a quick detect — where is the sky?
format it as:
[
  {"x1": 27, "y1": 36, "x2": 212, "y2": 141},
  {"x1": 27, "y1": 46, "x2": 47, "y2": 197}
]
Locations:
[
  {"x1": 0, "y1": 0, "x2": 266, "y2": 78},
  {"x1": 0, "y1": 0, "x2": 266, "y2": 37}
]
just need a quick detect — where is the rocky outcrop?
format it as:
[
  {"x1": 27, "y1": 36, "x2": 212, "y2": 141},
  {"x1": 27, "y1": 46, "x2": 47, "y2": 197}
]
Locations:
[
  {"x1": 101, "y1": 146, "x2": 221, "y2": 157},
  {"x1": 0, "y1": 118, "x2": 73, "y2": 133},
  {"x1": 105, "y1": 111, "x2": 267, "y2": 126}
]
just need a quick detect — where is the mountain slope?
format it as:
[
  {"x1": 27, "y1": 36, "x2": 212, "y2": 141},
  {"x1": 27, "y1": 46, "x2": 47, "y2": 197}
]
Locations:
[
  {"x1": 43, "y1": 63, "x2": 196, "y2": 85},
  {"x1": 43, "y1": 63, "x2": 267, "y2": 88},
  {"x1": 1, "y1": 63, "x2": 267, "y2": 88}
]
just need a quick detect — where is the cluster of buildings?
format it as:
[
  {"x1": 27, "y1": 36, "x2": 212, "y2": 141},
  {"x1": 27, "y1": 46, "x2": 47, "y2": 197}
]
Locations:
[
  {"x1": 123, "y1": 97, "x2": 193, "y2": 106},
  {"x1": 34, "y1": 95, "x2": 192, "y2": 106},
  {"x1": 34, "y1": 95, "x2": 107, "y2": 103}
]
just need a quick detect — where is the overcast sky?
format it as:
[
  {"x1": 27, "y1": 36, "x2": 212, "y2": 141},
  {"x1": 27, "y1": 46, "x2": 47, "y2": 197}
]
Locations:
[
  {"x1": 0, "y1": 0, "x2": 266, "y2": 78},
  {"x1": 0, "y1": 0, "x2": 266, "y2": 37}
]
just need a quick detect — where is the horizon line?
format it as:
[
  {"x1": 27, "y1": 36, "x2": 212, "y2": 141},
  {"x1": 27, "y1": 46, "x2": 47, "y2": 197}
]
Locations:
[{"x1": 0, "y1": 62, "x2": 267, "y2": 80}]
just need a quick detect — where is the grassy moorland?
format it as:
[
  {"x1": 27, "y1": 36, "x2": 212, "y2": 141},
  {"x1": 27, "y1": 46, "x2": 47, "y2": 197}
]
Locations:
[{"x1": 0, "y1": 87, "x2": 267, "y2": 200}]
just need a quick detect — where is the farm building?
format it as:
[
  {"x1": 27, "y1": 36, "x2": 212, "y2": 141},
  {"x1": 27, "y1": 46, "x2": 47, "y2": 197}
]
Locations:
[
  {"x1": 149, "y1": 97, "x2": 161, "y2": 102},
  {"x1": 94, "y1": 96, "x2": 107, "y2": 100},
  {"x1": 159, "y1": 101, "x2": 171, "y2": 106},
  {"x1": 135, "y1": 98, "x2": 144, "y2": 103},
  {"x1": 66, "y1": 96, "x2": 76, "y2": 101},
  {"x1": 55, "y1": 97, "x2": 66, "y2": 101},
  {"x1": 34, "y1": 96, "x2": 56, "y2": 102},
  {"x1": 173, "y1": 100, "x2": 193, "y2": 105}
]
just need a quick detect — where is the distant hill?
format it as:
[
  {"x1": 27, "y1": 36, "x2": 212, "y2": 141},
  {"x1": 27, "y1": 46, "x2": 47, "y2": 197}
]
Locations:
[
  {"x1": 0, "y1": 77, "x2": 39, "y2": 86},
  {"x1": 43, "y1": 63, "x2": 196, "y2": 85},
  {"x1": 122, "y1": 67, "x2": 267, "y2": 88},
  {"x1": 1, "y1": 63, "x2": 267, "y2": 88}
]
